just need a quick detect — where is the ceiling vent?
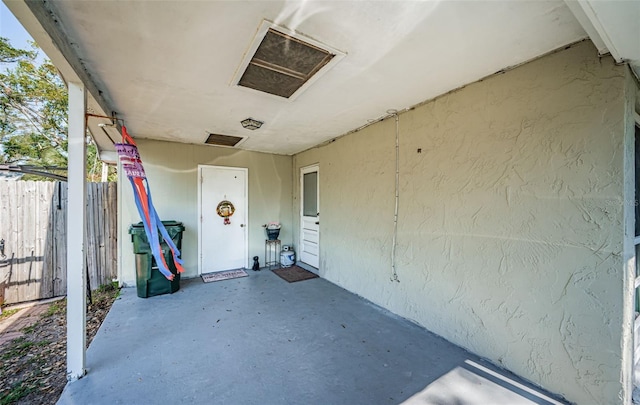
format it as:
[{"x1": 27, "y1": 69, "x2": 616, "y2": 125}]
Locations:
[
  {"x1": 234, "y1": 21, "x2": 345, "y2": 100},
  {"x1": 204, "y1": 133, "x2": 246, "y2": 147}
]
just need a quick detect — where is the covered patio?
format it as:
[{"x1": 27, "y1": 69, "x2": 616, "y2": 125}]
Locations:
[
  {"x1": 4, "y1": 1, "x2": 640, "y2": 404},
  {"x1": 57, "y1": 271, "x2": 565, "y2": 405}
]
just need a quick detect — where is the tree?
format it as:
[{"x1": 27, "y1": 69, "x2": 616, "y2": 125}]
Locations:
[
  {"x1": 0, "y1": 37, "x2": 35, "y2": 63},
  {"x1": 0, "y1": 37, "x2": 114, "y2": 181}
]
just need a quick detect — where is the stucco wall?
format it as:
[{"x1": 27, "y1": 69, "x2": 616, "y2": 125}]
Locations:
[
  {"x1": 623, "y1": 70, "x2": 640, "y2": 402},
  {"x1": 293, "y1": 41, "x2": 628, "y2": 404},
  {"x1": 118, "y1": 140, "x2": 293, "y2": 285}
]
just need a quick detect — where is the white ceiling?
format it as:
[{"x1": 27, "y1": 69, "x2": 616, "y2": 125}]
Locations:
[{"x1": 2, "y1": 1, "x2": 603, "y2": 155}]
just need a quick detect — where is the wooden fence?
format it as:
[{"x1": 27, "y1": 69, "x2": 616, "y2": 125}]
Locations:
[{"x1": 0, "y1": 181, "x2": 117, "y2": 305}]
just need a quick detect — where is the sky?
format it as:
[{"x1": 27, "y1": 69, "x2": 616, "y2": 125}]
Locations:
[{"x1": 0, "y1": 2, "x2": 36, "y2": 50}]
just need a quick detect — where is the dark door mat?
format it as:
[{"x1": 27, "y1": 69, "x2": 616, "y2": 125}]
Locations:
[{"x1": 272, "y1": 266, "x2": 318, "y2": 283}]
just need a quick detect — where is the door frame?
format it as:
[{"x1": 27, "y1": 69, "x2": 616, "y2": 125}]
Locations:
[
  {"x1": 300, "y1": 163, "x2": 320, "y2": 269},
  {"x1": 197, "y1": 165, "x2": 249, "y2": 275}
]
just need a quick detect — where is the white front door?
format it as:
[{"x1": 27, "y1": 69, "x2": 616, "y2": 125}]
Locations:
[
  {"x1": 300, "y1": 165, "x2": 319, "y2": 268},
  {"x1": 199, "y1": 166, "x2": 248, "y2": 273}
]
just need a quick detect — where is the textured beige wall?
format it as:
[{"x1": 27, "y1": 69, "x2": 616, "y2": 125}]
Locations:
[
  {"x1": 118, "y1": 139, "x2": 293, "y2": 284},
  {"x1": 623, "y1": 69, "x2": 640, "y2": 404},
  {"x1": 294, "y1": 41, "x2": 628, "y2": 404}
]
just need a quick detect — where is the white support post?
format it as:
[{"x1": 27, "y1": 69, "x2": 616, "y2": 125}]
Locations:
[{"x1": 66, "y1": 81, "x2": 87, "y2": 381}]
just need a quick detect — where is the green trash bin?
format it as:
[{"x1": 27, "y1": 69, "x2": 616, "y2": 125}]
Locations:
[
  {"x1": 129, "y1": 221, "x2": 185, "y2": 298},
  {"x1": 130, "y1": 221, "x2": 184, "y2": 253}
]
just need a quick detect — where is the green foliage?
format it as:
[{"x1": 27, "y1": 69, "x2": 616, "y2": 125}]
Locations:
[
  {"x1": 0, "y1": 37, "x2": 35, "y2": 63},
  {"x1": 0, "y1": 37, "x2": 115, "y2": 181},
  {"x1": 97, "y1": 281, "x2": 119, "y2": 293},
  {"x1": 0, "y1": 307, "x2": 20, "y2": 321},
  {"x1": 44, "y1": 299, "x2": 65, "y2": 317},
  {"x1": 0, "y1": 38, "x2": 68, "y2": 168},
  {"x1": 95, "y1": 281, "x2": 121, "y2": 303},
  {"x1": 0, "y1": 337, "x2": 49, "y2": 404},
  {"x1": 0, "y1": 380, "x2": 36, "y2": 405},
  {"x1": 1, "y1": 337, "x2": 30, "y2": 360}
]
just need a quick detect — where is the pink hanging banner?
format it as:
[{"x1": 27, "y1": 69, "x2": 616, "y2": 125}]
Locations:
[{"x1": 115, "y1": 143, "x2": 146, "y2": 179}]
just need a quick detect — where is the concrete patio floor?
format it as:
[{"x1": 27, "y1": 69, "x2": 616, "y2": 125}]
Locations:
[{"x1": 57, "y1": 269, "x2": 568, "y2": 405}]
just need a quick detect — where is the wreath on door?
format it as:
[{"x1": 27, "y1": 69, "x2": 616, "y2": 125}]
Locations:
[{"x1": 216, "y1": 200, "x2": 235, "y2": 225}]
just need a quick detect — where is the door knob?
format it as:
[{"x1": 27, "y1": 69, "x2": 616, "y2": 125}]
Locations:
[
  {"x1": 315, "y1": 222, "x2": 319, "y2": 225},
  {"x1": 240, "y1": 224, "x2": 245, "y2": 227}
]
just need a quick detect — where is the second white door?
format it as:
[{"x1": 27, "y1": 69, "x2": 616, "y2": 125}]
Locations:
[
  {"x1": 300, "y1": 165, "x2": 319, "y2": 268},
  {"x1": 199, "y1": 166, "x2": 248, "y2": 273}
]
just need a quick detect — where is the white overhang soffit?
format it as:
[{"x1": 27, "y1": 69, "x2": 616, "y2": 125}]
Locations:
[{"x1": 564, "y1": 0, "x2": 640, "y2": 65}]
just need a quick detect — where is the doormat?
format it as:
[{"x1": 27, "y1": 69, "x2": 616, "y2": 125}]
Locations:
[
  {"x1": 202, "y1": 269, "x2": 248, "y2": 283},
  {"x1": 272, "y1": 266, "x2": 318, "y2": 283}
]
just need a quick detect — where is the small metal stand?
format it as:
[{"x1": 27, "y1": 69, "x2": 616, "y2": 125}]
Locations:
[{"x1": 265, "y1": 239, "x2": 281, "y2": 269}]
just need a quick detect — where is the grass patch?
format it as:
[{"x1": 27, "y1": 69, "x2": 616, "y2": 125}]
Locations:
[
  {"x1": 45, "y1": 300, "x2": 65, "y2": 317},
  {"x1": 0, "y1": 381, "x2": 37, "y2": 405},
  {"x1": 1, "y1": 337, "x2": 27, "y2": 360},
  {"x1": 97, "y1": 281, "x2": 121, "y2": 300},
  {"x1": 97, "y1": 281, "x2": 118, "y2": 293},
  {"x1": 0, "y1": 338, "x2": 43, "y2": 360},
  {"x1": 21, "y1": 324, "x2": 36, "y2": 334},
  {"x1": 0, "y1": 308, "x2": 20, "y2": 321}
]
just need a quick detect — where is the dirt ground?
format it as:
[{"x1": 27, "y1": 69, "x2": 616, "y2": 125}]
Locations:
[{"x1": 0, "y1": 284, "x2": 120, "y2": 405}]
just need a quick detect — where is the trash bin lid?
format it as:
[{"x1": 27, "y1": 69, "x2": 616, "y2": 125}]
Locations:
[
  {"x1": 128, "y1": 221, "x2": 184, "y2": 234},
  {"x1": 128, "y1": 222, "x2": 145, "y2": 235},
  {"x1": 161, "y1": 221, "x2": 184, "y2": 228}
]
